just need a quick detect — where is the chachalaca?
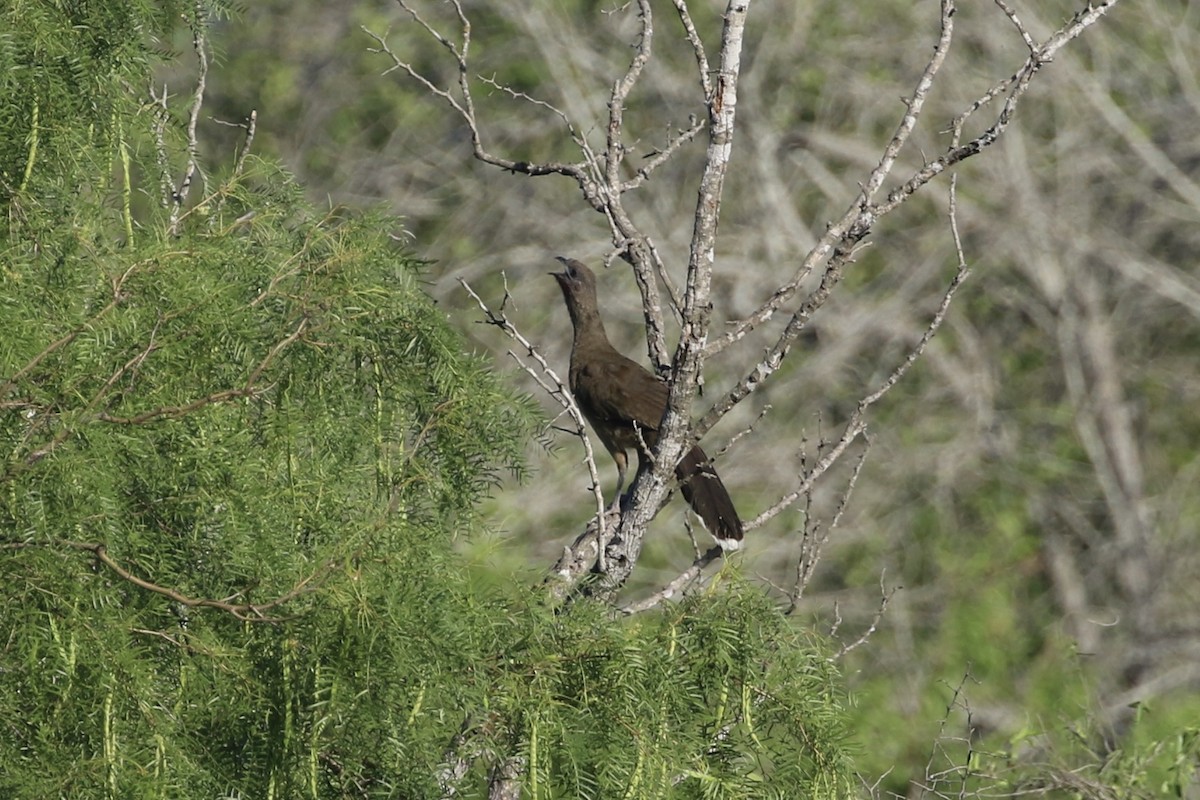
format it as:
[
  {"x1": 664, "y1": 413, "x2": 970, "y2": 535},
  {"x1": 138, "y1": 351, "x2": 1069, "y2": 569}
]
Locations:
[{"x1": 551, "y1": 256, "x2": 744, "y2": 549}]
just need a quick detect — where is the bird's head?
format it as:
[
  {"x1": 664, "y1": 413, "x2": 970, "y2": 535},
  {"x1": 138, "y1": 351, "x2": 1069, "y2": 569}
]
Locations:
[{"x1": 551, "y1": 256, "x2": 596, "y2": 300}]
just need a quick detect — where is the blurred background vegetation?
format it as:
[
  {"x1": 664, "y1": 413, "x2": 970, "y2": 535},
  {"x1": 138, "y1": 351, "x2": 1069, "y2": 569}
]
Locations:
[{"x1": 4, "y1": 0, "x2": 1199, "y2": 796}]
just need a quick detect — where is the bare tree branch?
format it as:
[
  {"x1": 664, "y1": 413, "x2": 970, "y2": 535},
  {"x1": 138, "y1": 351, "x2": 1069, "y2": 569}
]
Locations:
[
  {"x1": 364, "y1": 7, "x2": 590, "y2": 182},
  {"x1": 875, "y1": 0, "x2": 1123, "y2": 219},
  {"x1": 992, "y1": 0, "x2": 1037, "y2": 53},
  {"x1": 603, "y1": 0, "x2": 753, "y2": 598},
  {"x1": 210, "y1": 108, "x2": 258, "y2": 221},
  {"x1": 830, "y1": 575, "x2": 897, "y2": 661},
  {"x1": 670, "y1": 0, "x2": 712, "y2": 99},
  {"x1": 794, "y1": 445, "x2": 870, "y2": 605},
  {"x1": 168, "y1": 0, "x2": 212, "y2": 236},
  {"x1": 619, "y1": 545, "x2": 723, "y2": 614}
]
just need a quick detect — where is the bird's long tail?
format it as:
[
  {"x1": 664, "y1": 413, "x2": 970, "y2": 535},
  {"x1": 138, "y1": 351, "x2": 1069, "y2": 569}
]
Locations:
[{"x1": 676, "y1": 446, "x2": 744, "y2": 550}]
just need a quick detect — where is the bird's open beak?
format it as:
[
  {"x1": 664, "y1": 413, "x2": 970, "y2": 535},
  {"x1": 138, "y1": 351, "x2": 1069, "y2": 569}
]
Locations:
[{"x1": 550, "y1": 255, "x2": 570, "y2": 284}]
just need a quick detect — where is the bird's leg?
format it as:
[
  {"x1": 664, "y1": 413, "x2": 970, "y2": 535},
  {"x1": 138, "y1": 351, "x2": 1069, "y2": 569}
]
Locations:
[{"x1": 609, "y1": 450, "x2": 628, "y2": 512}]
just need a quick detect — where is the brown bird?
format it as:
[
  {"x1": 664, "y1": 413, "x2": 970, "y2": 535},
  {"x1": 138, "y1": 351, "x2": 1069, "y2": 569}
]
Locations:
[{"x1": 551, "y1": 256, "x2": 744, "y2": 549}]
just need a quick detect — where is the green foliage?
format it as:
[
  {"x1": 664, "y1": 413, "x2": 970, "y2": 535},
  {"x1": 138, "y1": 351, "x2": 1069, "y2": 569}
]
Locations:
[
  {"x1": 495, "y1": 586, "x2": 854, "y2": 799},
  {"x1": 0, "y1": 161, "x2": 540, "y2": 795},
  {"x1": 0, "y1": 0, "x2": 188, "y2": 203}
]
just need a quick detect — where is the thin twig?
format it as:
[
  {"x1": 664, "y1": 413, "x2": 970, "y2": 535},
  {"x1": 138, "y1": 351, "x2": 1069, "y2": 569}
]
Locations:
[
  {"x1": 992, "y1": 0, "x2": 1037, "y2": 53},
  {"x1": 750, "y1": 255, "x2": 969, "y2": 528},
  {"x1": 875, "y1": 0, "x2": 1124, "y2": 219},
  {"x1": 365, "y1": 8, "x2": 589, "y2": 181},
  {"x1": 458, "y1": 278, "x2": 609, "y2": 568},
  {"x1": 712, "y1": 404, "x2": 770, "y2": 462},
  {"x1": 604, "y1": 1, "x2": 672, "y2": 370},
  {"x1": 149, "y1": 82, "x2": 174, "y2": 208},
  {"x1": 619, "y1": 117, "x2": 706, "y2": 194},
  {"x1": 65, "y1": 540, "x2": 333, "y2": 622},
  {"x1": 793, "y1": 444, "x2": 870, "y2": 604},
  {"x1": 619, "y1": 545, "x2": 723, "y2": 614},
  {"x1": 670, "y1": 0, "x2": 712, "y2": 98},
  {"x1": 169, "y1": 1, "x2": 211, "y2": 236},
  {"x1": 830, "y1": 575, "x2": 898, "y2": 660},
  {"x1": 97, "y1": 318, "x2": 307, "y2": 425},
  {"x1": 212, "y1": 110, "x2": 259, "y2": 179}
]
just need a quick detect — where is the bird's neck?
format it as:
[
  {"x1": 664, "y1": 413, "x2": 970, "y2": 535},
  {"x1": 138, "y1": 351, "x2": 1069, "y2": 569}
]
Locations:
[{"x1": 567, "y1": 299, "x2": 613, "y2": 353}]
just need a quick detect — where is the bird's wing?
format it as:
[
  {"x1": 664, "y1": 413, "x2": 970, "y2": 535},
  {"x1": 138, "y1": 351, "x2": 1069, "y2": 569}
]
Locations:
[{"x1": 573, "y1": 352, "x2": 669, "y2": 433}]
